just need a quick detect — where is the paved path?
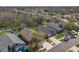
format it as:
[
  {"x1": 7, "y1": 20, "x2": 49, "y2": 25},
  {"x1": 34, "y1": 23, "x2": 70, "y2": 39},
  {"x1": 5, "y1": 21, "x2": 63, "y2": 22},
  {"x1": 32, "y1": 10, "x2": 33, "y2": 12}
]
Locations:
[{"x1": 48, "y1": 34, "x2": 79, "y2": 52}]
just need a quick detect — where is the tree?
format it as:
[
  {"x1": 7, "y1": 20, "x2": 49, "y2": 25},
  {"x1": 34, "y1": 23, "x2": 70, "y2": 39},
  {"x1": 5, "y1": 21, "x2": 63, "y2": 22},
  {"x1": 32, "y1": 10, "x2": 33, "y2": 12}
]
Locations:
[
  {"x1": 36, "y1": 17, "x2": 44, "y2": 25},
  {"x1": 28, "y1": 43, "x2": 39, "y2": 52},
  {"x1": 44, "y1": 9, "x2": 49, "y2": 12},
  {"x1": 28, "y1": 30, "x2": 45, "y2": 52},
  {"x1": 68, "y1": 17, "x2": 78, "y2": 24},
  {"x1": 64, "y1": 17, "x2": 77, "y2": 31},
  {"x1": 64, "y1": 23, "x2": 74, "y2": 30},
  {"x1": 31, "y1": 30, "x2": 45, "y2": 43}
]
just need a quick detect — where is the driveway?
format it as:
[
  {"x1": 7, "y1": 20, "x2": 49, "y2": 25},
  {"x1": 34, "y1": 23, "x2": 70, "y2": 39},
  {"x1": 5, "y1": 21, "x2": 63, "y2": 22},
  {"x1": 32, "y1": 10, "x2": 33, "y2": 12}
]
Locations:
[
  {"x1": 48, "y1": 34, "x2": 79, "y2": 52},
  {"x1": 38, "y1": 41, "x2": 53, "y2": 51},
  {"x1": 49, "y1": 37, "x2": 61, "y2": 45}
]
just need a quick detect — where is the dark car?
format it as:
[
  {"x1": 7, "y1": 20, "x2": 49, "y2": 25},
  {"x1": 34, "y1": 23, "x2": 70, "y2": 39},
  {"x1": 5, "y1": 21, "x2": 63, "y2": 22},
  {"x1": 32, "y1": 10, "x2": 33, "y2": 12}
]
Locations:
[{"x1": 70, "y1": 35, "x2": 76, "y2": 39}]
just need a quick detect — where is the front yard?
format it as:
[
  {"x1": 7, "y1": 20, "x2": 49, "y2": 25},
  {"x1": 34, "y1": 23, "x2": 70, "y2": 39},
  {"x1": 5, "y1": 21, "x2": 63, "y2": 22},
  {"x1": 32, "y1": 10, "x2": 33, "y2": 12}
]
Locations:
[
  {"x1": 55, "y1": 32, "x2": 64, "y2": 40},
  {"x1": 0, "y1": 31, "x2": 10, "y2": 36}
]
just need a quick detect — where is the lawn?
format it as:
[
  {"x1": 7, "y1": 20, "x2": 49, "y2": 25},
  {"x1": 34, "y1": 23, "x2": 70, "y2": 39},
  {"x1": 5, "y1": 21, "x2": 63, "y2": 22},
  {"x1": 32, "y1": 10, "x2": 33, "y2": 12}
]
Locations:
[
  {"x1": 0, "y1": 31, "x2": 10, "y2": 36},
  {"x1": 0, "y1": 31, "x2": 4, "y2": 36},
  {"x1": 55, "y1": 33, "x2": 64, "y2": 40}
]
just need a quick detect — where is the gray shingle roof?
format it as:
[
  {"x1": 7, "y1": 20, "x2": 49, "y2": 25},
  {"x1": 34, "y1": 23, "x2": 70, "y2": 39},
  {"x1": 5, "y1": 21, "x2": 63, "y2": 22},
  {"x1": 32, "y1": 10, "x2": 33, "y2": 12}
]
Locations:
[
  {"x1": 37, "y1": 25, "x2": 56, "y2": 35},
  {"x1": 0, "y1": 33, "x2": 25, "y2": 52},
  {"x1": 47, "y1": 22, "x2": 63, "y2": 31},
  {"x1": 6, "y1": 33, "x2": 25, "y2": 44}
]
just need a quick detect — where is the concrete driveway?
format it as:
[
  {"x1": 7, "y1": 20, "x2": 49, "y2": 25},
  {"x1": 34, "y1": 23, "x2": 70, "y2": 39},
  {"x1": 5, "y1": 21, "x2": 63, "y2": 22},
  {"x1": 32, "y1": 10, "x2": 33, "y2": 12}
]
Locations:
[{"x1": 49, "y1": 37, "x2": 61, "y2": 45}]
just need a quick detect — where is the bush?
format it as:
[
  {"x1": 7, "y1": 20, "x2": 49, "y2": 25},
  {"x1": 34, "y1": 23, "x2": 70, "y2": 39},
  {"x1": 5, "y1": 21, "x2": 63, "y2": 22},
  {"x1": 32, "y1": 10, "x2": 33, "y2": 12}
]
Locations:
[
  {"x1": 47, "y1": 39, "x2": 53, "y2": 43},
  {"x1": 68, "y1": 50, "x2": 74, "y2": 52},
  {"x1": 76, "y1": 44, "x2": 79, "y2": 47}
]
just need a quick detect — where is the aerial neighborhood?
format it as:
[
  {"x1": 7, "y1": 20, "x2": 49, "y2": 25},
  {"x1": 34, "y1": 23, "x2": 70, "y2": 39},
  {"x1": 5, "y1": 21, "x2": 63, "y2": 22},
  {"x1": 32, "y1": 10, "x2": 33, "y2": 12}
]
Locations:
[{"x1": 0, "y1": 7, "x2": 79, "y2": 52}]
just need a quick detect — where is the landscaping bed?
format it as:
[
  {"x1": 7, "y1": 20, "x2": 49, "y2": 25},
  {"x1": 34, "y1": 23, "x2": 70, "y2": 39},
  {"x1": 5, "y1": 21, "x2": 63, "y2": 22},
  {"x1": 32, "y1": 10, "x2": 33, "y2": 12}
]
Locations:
[
  {"x1": 51, "y1": 43, "x2": 56, "y2": 46},
  {"x1": 0, "y1": 31, "x2": 10, "y2": 36},
  {"x1": 46, "y1": 39, "x2": 53, "y2": 44},
  {"x1": 76, "y1": 44, "x2": 79, "y2": 47},
  {"x1": 68, "y1": 50, "x2": 74, "y2": 52},
  {"x1": 39, "y1": 48, "x2": 47, "y2": 52}
]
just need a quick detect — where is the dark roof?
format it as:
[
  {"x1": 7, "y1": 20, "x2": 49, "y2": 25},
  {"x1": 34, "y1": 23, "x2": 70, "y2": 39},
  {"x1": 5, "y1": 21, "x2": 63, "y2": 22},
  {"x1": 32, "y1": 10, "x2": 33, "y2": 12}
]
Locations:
[
  {"x1": 37, "y1": 25, "x2": 56, "y2": 35},
  {"x1": 47, "y1": 22, "x2": 63, "y2": 31}
]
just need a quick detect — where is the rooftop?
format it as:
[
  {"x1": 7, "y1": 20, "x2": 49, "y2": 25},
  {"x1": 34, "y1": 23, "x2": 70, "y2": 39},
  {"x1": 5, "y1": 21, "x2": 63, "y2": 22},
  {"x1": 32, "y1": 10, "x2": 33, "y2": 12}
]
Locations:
[
  {"x1": 37, "y1": 25, "x2": 56, "y2": 35},
  {"x1": 0, "y1": 33, "x2": 25, "y2": 52},
  {"x1": 20, "y1": 28, "x2": 32, "y2": 42},
  {"x1": 48, "y1": 22, "x2": 63, "y2": 31}
]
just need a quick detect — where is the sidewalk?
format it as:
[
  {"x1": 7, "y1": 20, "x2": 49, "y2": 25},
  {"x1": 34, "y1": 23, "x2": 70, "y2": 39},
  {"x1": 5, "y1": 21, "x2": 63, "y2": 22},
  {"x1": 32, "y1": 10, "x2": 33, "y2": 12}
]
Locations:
[{"x1": 67, "y1": 46, "x2": 79, "y2": 52}]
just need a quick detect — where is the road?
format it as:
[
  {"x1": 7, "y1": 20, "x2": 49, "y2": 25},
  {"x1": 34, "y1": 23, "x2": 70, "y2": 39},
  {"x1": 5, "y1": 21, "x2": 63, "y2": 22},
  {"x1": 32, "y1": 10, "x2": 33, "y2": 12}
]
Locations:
[{"x1": 48, "y1": 34, "x2": 79, "y2": 52}]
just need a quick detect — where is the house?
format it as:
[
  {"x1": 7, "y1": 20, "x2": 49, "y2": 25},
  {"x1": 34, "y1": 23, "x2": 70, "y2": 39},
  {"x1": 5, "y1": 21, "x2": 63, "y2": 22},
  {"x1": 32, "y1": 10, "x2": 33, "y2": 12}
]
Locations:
[
  {"x1": 62, "y1": 15, "x2": 71, "y2": 19},
  {"x1": 47, "y1": 22, "x2": 63, "y2": 32},
  {"x1": 0, "y1": 33, "x2": 25, "y2": 52},
  {"x1": 20, "y1": 28, "x2": 32, "y2": 43},
  {"x1": 37, "y1": 25, "x2": 56, "y2": 37},
  {"x1": 48, "y1": 16, "x2": 60, "y2": 23}
]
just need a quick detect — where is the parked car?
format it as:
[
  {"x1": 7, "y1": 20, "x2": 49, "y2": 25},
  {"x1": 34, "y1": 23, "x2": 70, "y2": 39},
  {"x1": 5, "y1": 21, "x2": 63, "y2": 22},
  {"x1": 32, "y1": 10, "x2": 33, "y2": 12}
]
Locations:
[
  {"x1": 68, "y1": 30, "x2": 77, "y2": 39},
  {"x1": 70, "y1": 35, "x2": 76, "y2": 39},
  {"x1": 63, "y1": 36, "x2": 70, "y2": 42}
]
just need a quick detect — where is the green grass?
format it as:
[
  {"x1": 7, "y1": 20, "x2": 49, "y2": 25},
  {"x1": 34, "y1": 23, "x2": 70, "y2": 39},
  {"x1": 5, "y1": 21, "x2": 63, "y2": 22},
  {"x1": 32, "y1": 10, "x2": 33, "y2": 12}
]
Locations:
[
  {"x1": 0, "y1": 32, "x2": 4, "y2": 36},
  {"x1": 68, "y1": 18, "x2": 78, "y2": 24},
  {"x1": 55, "y1": 33, "x2": 64, "y2": 39},
  {"x1": 0, "y1": 31, "x2": 10, "y2": 36}
]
